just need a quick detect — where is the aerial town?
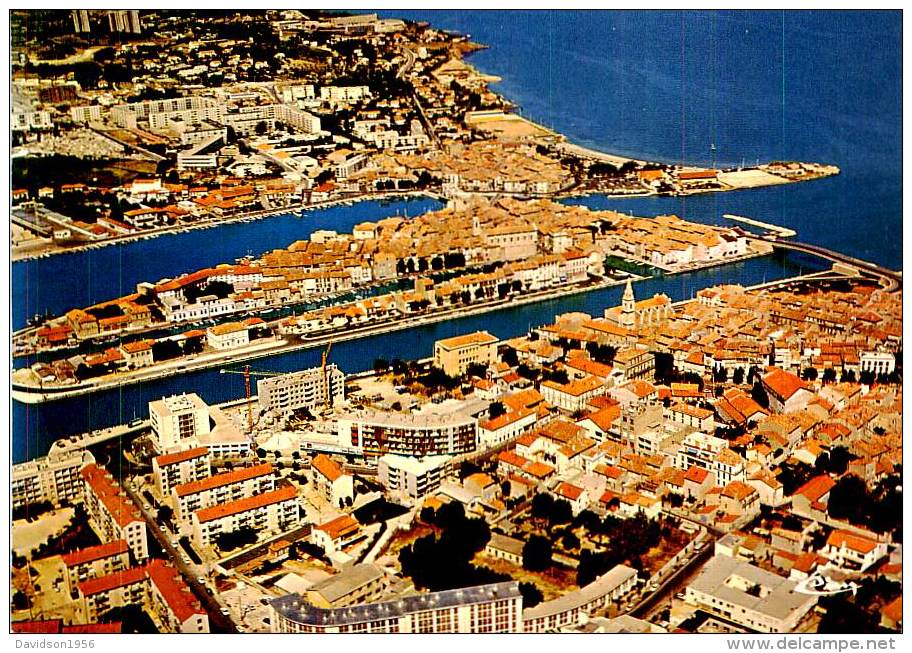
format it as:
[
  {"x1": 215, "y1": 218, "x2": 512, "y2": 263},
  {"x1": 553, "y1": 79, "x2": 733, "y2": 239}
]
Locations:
[{"x1": 9, "y1": 8, "x2": 902, "y2": 639}]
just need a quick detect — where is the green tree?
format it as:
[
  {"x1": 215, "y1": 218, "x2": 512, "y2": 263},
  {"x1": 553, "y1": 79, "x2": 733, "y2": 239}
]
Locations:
[{"x1": 522, "y1": 535, "x2": 553, "y2": 571}]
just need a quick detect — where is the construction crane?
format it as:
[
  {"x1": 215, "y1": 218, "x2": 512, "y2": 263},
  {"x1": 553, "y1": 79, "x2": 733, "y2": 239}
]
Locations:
[
  {"x1": 321, "y1": 340, "x2": 334, "y2": 410},
  {"x1": 219, "y1": 366, "x2": 284, "y2": 433}
]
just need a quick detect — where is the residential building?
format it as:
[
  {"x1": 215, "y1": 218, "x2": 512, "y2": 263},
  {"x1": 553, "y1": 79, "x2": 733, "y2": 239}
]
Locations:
[
  {"x1": 311, "y1": 514, "x2": 364, "y2": 554},
  {"x1": 377, "y1": 454, "x2": 450, "y2": 502},
  {"x1": 433, "y1": 331, "x2": 499, "y2": 377},
  {"x1": 338, "y1": 409, "x2": 477, "y2": 458},
  {"x1": 12, "y1": 449, "x2": 95, "y2": 510},
  {"x1": 684, "y1": 556, "x2": 817, "y2": 633},
  {"x1": 541, "y1": 375, "x2": 607, "y2": 413},
  {"x1": 190, "y1": 484, "x2": 300, "y2": 549},
  {"x1": 821, "y1": 530, "x2": 887, "y2": 572},
  {"x1": 206, "y1": 322, "x2": 249, "y2": 350},
  {"x1": 173, "y1": 463, "x2": 277, "y2": 525},
  {"x1": 61, "y1": 540, "x2": 131, "y2": 597},
  {"x1": 271, "y1": 582, "x2": 522, "y2": 633},
  {"x1": 80, "y1": 464, "x2": 148, "y2": 561},
  {"x1": 484, "y1": 533, "x2": 525, "y2": 566},
  {"x1": 149, "y1": 393, "x2": 211, "y2": 453},
  {"x1": 152, "y1": 447, "x2": 211, "y2": 497},
  {"x1": 310, "y1": 454, "x2": 354, "y2": 507},
  {"x1": 257, "y1": 365, "x2": 345, "y2": 415}
]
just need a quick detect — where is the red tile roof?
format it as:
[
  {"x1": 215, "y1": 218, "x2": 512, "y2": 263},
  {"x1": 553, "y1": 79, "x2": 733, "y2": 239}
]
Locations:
[
  {"x1": 792, "y1": 474, "x2": 835, "y2": 502},
  {"x1": 311, "y1": 454, "x2": 345, "y2": 483},
  {"x1": 174, "y1": 463, "x2": 274, "y2": 497},
  {"x1": 315, "y1": 514, "x2": 360, "y2": 540},
  {"x1": 146, "y1": 559, "x2": 206, "y2": 625},
  {"x1": 555, "y1": 482, "x2": 584, "y2": 501},
  {"x1": 61, "y1": 540, "x2": 129, "y2": 568},
  {"x1": 154, "y1": 447, "x2": 210, "y2": 467},
  {"x1": 194, "y1": 484, "x2": 297, "y2": 523},
  {"x1": 762, "y1": 367, "x2": 807, "y2": 402},
  {"x1": 826, "y1": 529, "x2": 879, "y2": 555},
  {"x1": 78, "y1": 566, "x2": 147, "y2": 597},
  {"x1": 80, "y1": 464, "x2": 143, "y2": 528}
]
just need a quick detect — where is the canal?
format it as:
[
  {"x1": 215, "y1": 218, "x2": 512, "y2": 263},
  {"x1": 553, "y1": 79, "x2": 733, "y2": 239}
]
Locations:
[{"x1": 13, "y1": 239, "x2": 826, "y2": 463}]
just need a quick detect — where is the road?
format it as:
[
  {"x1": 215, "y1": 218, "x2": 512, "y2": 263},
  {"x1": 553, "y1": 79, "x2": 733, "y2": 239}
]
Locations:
[
  {"x1": 628, "y1": 538, "x2": 715, "y2": 621},
  {"x1": 122, "y1": 482, "x2": 237, "y2": 633},
  {"x1": 755, "y1": 237, "x2": 902, "y2": 291}
]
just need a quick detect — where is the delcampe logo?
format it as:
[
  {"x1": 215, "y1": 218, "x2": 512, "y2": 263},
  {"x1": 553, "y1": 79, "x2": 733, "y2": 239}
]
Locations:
[{"x1": 794, "y1": 571, "x2": 859, "y2": 596}]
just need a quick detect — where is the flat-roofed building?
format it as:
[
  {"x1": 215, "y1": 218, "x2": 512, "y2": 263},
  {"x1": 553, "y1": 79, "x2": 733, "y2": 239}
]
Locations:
[
  {"x1": 309, "y1": 455, "x2": 354, "y2": 507},
  {"x1": 172, "y1": 462, "x2": 276, "y2": 525},
  {"x1": 80, "y1": 464, "x2": 148, "y2": 561},
  {"x1": 522, "y1": 565, "x2": 637, "y2": 633},
  {"x1": 190, "y1": 484, "x2": 300, "y2": 549},
  {"x1": 304, "y1": 563, "x2": 387, "y2": 609},
  {"x1": 338, "y1": 409, "x2": 477, "y2": 458},
  {"x1": 152, "y1": 447, "x2": 211, "y2": 497},
  {"x1": 149, "y1": 393, "x2": 211, "y2": 453},
  {"x1": 257, "y1": 365, "x2": 345, "y2": 415},
  {"x1": 377, "y1": 454, "x2": 450, "y2": 502},
  {"x1": 12, "y1": 449, "x2": 95, "y2": 510},
  {"x1": 271, "y1": 581, "x2": 522, "y2": 633},
  {"x1": 684, "y1": 555, "x2": 817, "y2": 633},
  {"x1": 433, "y1": 330, "x2": 499, "y2": 377}
]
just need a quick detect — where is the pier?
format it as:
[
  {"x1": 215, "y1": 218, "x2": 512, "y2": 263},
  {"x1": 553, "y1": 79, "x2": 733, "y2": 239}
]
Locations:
[{"x1": 723, "y1": 214, "x2": 797, "y2": 238}]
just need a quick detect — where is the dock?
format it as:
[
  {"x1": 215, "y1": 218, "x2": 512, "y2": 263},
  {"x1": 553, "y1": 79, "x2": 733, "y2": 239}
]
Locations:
[
  {"x1": 723, "y1": 214, "x2": 797, "y2": 238},
  {"x1": 47, "y1": 420, "x2": 150, "y2": 457}
]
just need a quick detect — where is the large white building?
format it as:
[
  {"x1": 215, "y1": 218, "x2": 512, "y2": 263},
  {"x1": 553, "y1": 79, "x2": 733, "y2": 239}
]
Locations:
[
  {"x1": 12, "y1": 449, "x2": 95, "y2": 510},
  {"x1": 190, "y1": 484, "x2": 300, "y2": 548},
  {"x1": 257, "y1": 365, "x2": 344, "y2": 415},
  {"x1": 149, "y1": 393, "x2": 212, "y2": 453},
  {"x1": 377, "y1": 454, "x2": 450, "y2": 502},
  {"x1": 338, "y1": 409, "x2": 477, "y2": 458},
  {"x1": 80, "y1": 464, "x2": 148, "y2": 561},
  {"x1": 270, "y1": 581, "x2": 522, "y2": 633},
  {"x1": 684, "y1": 556, "x2": 817, "y2": 633},
  {"x1": 172, "y1": 462, "x2": 277, "y2": 525}
]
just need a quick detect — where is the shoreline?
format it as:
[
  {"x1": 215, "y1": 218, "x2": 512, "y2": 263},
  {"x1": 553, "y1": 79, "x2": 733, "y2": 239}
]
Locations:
[
  {"x1": 10, "y1": 190, "x2": 441, "y2": 264},
  {"x1": 11, "y1": 273, "x2": 647, "y2": 404}
]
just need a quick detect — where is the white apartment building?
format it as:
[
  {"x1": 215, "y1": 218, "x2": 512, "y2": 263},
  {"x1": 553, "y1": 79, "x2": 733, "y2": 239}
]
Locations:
[
  {"x1": 257, "y1": 365, "x2": 345, "y2": 415},
  {"x1": 859, "y1": 351, "x2": 895, "y2": 376},
  {"x1": 12, "y1": 449, "x2": 95, "y2": 509},
  {"x1": 310, "y1": 455, "x2": 354, "y2": 507},
  {"x1": 172, "y1": 462, "x2": 276, "y2": 525},
  {"x1": 676, "y1": 431, "x2": 746, "y2": 486},
  {"x1": 149, "y1": 393, "x2": 212, "y2": 453},
  {"x1": 377, "y1": 454, "x2": 450, "y2": 503},
  {"x1": 190, "y1": 484, "x2": 300, "y2": 548},
  {"x1": 152, "y1": 447, "x2": 211, "y2": 497},
  {"x1": 271, "y1": 581, "x2": 522, "y2": 633}
]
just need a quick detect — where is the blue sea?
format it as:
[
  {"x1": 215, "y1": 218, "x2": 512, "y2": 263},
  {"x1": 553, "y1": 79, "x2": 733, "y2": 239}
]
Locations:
[{"x1": 11, "y1": 10, "x2": 901, "y2": 462}]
